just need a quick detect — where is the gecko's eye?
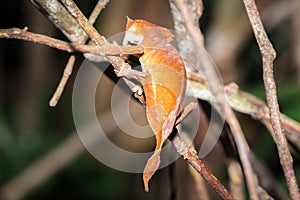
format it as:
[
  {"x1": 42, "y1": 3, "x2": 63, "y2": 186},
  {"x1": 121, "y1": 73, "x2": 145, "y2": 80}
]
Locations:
[
  {"x1": 127, "y1": 41, "x2": 139, "y2": 46},
  {"x1": 123, "y1": 32, "x2": 144, "y2": 46}
]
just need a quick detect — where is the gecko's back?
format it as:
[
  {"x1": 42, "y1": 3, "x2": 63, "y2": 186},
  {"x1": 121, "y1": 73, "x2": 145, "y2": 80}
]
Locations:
[{"x1": 124, "y1": 18, "x2": 186, "y2": 191}]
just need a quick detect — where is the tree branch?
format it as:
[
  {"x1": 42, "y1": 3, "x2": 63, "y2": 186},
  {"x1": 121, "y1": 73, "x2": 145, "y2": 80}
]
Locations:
[
  {"x1": 186, "y1": 75, "x2": 300, "y2": 150},
  {"x1": 172, "y1": 135, "x2": 235, "y2": 200},
  {"x1": 49, "y1": 0, "x2": 110, "y2": 107},
  {"x1": 0, "y1": 27, "x2": 142, "y2": 55},
  {"x1": 30, "y1": 0, "x2": 87, "y2": 43},
  {"x1": 49, "y1": 55, "x2": 76, "y2": 106},
  {"x1": 242, "y1": 0, "x2": 300, "y2": 199}
]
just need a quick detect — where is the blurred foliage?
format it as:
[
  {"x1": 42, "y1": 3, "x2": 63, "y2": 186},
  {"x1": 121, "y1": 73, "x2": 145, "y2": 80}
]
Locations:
[{"x1": 26, "y1": 156, "x2": 133, "y2": 200}]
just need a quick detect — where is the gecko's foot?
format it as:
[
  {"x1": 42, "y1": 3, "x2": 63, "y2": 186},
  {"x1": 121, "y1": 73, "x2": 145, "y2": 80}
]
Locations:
[
  {"x1": 132, "y1": 85, "x2": 143, "y2": 95},
  {"x1": 116, "y1": 64, "x2": 146, "y2": 80}
]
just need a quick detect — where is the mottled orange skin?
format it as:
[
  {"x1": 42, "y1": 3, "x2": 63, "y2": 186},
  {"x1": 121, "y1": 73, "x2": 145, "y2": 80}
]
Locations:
[{"x1": 124, "y1": 18, "x2": 186, "y2": 191}]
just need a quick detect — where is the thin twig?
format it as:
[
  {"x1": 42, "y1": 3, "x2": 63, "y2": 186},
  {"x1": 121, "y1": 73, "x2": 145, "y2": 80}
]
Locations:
[
  {"x1": 0, "y1": 27, "x2": 87, "y2": 52},
  {"x1": 0, "y1": 28, "x2": 142, "y2": 55},
  {"x1": 77, "y1": 0, "x2": 110, "y2": 42},
  {"x1": 49, "y1": 55, "x2": 76, "y2": 106},
  {"x1": 60, "y1": 0, "x2": 105, "y2": 46},
  {"x1": 172, "y1": 135, "x2": 235, "y2": 200},
  {"x1": 242, "y1": 0, "x2": 300, "y2": 199},
  {"x1": 88, "y1": 0, "x2": 109, "y2": 24},
  {"x1": 173, "y1": 0, "x2": 260, "y2": 199},
  {"x1": 50, "y1": 0, "x2": 110, "y2": 107}
]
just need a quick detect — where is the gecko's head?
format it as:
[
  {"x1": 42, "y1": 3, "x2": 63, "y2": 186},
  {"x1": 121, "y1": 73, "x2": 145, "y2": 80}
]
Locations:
[{"x1": 123, "y1": 17, "x2": 174, "y2": 46}]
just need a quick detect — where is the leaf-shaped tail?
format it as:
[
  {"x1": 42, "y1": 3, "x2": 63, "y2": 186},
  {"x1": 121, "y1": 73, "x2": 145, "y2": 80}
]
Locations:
[
  {"x1": 143, "y1": 148, "x2": 161, "y2": 192},
  {"x1": 143, "y1": 109, "x2": 178, "y2": 192}
]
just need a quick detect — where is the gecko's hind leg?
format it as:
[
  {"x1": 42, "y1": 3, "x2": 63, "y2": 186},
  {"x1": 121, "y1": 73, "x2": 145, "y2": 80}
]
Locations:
[{"x1": 122, "y1": 78, "x2": 145, "y2": 105}]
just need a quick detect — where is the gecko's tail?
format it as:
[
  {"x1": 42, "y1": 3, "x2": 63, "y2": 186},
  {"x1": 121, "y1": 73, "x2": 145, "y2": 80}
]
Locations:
[{"x1": 143, "y1": 149, "x2": 161, "y2": 192}]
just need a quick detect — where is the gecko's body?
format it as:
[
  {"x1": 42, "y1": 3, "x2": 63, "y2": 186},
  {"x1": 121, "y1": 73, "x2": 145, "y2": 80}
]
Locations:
[{"x1": 123, "y1": 18, "x2": 186, "y2": 191}]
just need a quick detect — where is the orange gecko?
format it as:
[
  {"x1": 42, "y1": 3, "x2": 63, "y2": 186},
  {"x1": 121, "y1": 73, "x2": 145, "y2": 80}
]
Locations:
[{"x1": 123, "y1": 18, "x2": 187, "y2": 192}]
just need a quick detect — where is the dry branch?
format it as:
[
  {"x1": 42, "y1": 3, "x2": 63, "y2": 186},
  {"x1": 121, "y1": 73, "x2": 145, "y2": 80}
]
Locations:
[
  {"x1": 172, "y1": 135, "x2": 235, "y2": 200},
  {"x1": 77, "y1": 0, "x2": 110, "y2": 42},
  {"x1": 30, "y1": 0, "x2": 87, "y2": 43},
  {"x1": 49, "y1": 55, "x2": 76, "y2": 106},
  {"x1": 50, "y1": 0, "x2": 110, "y2": 107},
  {"x1": 242, "y1": 0, "x2": 300, "y2": 199},
  {"x1": 0, "y1": 27, "x2": 142, "y2": 55}
]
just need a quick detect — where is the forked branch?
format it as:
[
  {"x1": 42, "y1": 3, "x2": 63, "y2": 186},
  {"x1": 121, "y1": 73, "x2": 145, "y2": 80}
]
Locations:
[
  {"x1": 50, "y1": 0, "x2": 111, "y2": 107},
  {"x1": 172, "y1": 135, "x2": 235, "y2": 200}
]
